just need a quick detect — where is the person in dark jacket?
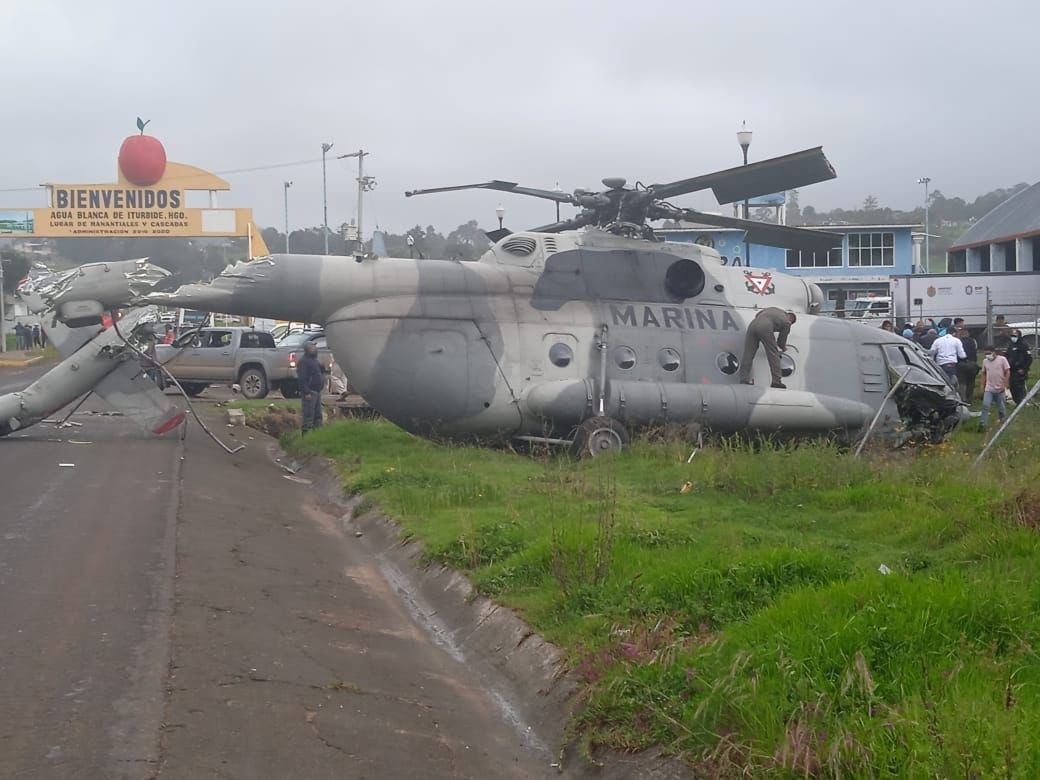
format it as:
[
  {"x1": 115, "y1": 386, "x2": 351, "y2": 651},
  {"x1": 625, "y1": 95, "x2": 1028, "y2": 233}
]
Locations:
[
  {"x1": 955, "y1": 326, "x2": 980, "y2": 403},
  {"x1": 739, "y1": 307, "x2": 796, "y2": 389},
  {"x1": 1006, "y1": 329, "x2": 1033, "y2": 404},
  {"x1": 296, "y1": 341, "x2": 326, "y2": 433}
]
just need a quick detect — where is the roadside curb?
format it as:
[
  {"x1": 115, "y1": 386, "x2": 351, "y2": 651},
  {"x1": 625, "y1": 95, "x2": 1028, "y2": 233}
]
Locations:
[
  {"x1": 0, "y1": 355, "x2": 48, "y2": 369},
  {"x1": 279, "y1": 443, "x2": 692, "y2": 779}
]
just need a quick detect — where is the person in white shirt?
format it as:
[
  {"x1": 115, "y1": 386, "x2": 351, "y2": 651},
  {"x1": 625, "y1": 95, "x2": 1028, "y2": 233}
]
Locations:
[{"x1": 930, "y1": 329, "x2": 966, "y2": 390}]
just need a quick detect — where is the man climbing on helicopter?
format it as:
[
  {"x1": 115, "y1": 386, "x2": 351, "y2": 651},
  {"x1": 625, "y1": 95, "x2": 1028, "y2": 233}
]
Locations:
[{"x1": 739, "y1": 307, "x2": 797, "y2": 389}]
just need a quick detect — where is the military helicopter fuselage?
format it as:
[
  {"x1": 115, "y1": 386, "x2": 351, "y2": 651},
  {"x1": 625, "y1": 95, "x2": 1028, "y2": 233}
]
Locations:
[
  {"x1": 154, "y1": 145, "x2": 964, "y2": 450},
  {"x1": 153, "y1": 229, "x2": 963, "y2": 450}
]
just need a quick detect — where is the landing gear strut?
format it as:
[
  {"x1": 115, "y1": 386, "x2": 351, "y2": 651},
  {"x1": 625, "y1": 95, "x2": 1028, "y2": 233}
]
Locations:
[{"x1": 571, "y1": 416, "x2": 629, "y2": 458}]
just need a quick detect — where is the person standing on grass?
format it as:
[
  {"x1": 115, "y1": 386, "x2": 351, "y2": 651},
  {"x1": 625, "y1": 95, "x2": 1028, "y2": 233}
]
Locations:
[
  {"x1": 930, "y1": 327, "x2": 966, "y2": 389},
  {"x1": 296, "y1": 340, "x2": 326, "y2": 434},
  {"x1": 1006, "y1": 329, "x2": 1033, "y2": 405},
  {"x1": 978, "y1": 345, "x2": 1011, "y2": 431},
  {"x1": 956, "y1": 326, "x2": 980, "y2": 403}
]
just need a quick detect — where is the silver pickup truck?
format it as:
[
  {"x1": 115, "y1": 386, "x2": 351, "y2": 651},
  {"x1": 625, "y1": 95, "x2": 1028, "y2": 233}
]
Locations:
[{"x1": 155, "y1": 326, "x2": 300, "y2": 399}]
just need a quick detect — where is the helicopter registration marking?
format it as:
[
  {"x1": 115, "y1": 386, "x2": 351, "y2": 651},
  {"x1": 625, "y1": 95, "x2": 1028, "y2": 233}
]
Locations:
[{"x1": 609, "y1": 304, "x2": 740, "y2": 331}]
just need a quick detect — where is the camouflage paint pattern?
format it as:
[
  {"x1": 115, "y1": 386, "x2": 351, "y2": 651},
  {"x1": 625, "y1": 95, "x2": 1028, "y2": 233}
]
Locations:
[{"x1": 150, "y1": 229, "x2": 963, "y2": 443}]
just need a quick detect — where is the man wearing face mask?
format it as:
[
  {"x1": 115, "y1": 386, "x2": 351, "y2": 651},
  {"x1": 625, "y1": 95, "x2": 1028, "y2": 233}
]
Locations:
[
  {"x1": 1006, "y1": 329, "x2": 1033, "y2": 404},
  {"x1": 978, "y1": 345, "x2": 1010, "y2": 431}
]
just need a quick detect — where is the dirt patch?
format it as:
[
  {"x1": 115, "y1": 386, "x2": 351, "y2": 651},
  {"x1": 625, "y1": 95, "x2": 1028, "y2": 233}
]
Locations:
[
  {"x1": 1001, "y1": 487, "x2": 1040, "y2": 530},
  {"x1": 244, "y1": 404, "x2": 300, "y2": 438}
]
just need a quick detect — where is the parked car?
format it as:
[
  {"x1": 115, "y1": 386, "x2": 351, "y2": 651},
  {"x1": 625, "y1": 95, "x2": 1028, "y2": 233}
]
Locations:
[
  {"x1": 154, "y1": 326, "x2": 308, "y2": 399},
  {"x1": 275, "y1": 330, "x2": 335, "y2": 398}
]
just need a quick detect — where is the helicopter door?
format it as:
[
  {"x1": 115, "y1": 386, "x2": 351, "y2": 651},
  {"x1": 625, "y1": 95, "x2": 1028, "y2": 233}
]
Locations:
[{"x1": 406, "y1": 321, "x2": 520, "y2": 430}]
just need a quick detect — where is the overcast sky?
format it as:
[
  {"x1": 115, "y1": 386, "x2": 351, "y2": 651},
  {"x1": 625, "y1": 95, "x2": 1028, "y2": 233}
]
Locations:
[{"x1": 2, "y1": 0, "x2": 1034, "y2": 236}]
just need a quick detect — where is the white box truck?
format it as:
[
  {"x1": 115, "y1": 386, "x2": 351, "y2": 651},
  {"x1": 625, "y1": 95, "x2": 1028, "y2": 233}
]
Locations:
[{"x1": 890, "y1": 272, "x2": 1040, "y2": 329}]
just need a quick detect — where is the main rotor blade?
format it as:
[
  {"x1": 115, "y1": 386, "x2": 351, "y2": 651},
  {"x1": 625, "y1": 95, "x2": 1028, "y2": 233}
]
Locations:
[
  {"x1": 650, "y1": 147, "x2": 836, "y2": 204},
  {"x1": 405, "y1": 180, "x2": 575, "y2": 203},
  {"x1": 673, "y1": 209, "x2": 843, "y2": 252}
]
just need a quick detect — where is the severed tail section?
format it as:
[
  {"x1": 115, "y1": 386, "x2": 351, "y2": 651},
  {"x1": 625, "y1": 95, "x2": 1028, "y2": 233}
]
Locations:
[
  {"x1": 92, "y1": 362, "x2": 186, "y2": 435},
  {"x1": 0, "y1": 306, "x2": 184, "y2": 438}
]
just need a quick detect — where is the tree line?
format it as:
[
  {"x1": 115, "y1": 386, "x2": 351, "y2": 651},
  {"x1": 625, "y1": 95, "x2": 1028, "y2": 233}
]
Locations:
[
  {"x1": 788, "y1": 184, "x2": 1030, "y2": 228},
  {"x1": 0, "y1": 183, "x2": 1030, "y2": 283}
]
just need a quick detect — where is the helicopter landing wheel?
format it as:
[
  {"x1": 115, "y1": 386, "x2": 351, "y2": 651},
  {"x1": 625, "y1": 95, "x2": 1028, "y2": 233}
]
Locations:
[{"x1": 571, "y1": 416, "x2": 629, "y2": 458}]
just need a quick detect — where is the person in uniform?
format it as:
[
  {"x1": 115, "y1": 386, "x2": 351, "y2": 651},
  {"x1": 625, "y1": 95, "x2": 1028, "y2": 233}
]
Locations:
[
  {"x1": 739, "y1": 308, "x2": 796, "y2": 389},
  {"x1": 1006, "y1": 329, "x2": 1033, "y2": 405}
]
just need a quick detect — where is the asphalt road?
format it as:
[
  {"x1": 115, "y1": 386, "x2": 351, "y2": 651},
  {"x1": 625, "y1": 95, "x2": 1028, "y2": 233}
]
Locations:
[
  {"x1": 0, "y1": 365, "x2": 557, "y2": 779},
  {"x1": 0, "y1": 362, "x2": 178, "y2": 779}
]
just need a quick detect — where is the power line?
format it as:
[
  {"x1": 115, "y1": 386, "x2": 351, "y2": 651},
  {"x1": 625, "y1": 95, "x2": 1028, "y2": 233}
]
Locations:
[{"x1": 0, "y1": 156, "x2": 328, "y2": 194}]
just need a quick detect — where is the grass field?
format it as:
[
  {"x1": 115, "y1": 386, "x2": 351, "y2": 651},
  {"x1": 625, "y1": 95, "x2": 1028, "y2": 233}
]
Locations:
[{"x1": 283, "y1": 411, "x2": 1040, "y2": 777}]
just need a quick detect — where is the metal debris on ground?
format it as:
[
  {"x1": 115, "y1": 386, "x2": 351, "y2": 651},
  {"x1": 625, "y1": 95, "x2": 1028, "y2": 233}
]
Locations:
[
  {"x1": 58, "y1": 463, "x2": 75, "y2": 468},
  {"x1": 276, "y1": 460, "x2": 301, "y2": 475},
  {"x1": 679, "y1": 481, "x2": 693, "y2": 494},
  {"x1": 877, "y1": 563, "x2": 892, "y2": 575}
]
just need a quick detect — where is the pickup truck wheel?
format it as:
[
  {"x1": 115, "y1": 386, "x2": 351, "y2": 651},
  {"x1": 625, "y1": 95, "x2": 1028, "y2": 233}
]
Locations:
[
  {"x1": 240, "y1": 368, "x2": 269, "y2": 399},
  {"x1": 182, "y1": 383, "x2": 206, "y2": 397},
  {"x1": 280, "y1": 383, "x2": 300, "y2": 399}
]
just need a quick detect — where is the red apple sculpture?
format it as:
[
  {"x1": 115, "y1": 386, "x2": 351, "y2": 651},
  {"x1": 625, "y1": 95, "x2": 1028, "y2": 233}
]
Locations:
[{"x1": 118, "y1": 118, "x2": 167, "y2": 187}]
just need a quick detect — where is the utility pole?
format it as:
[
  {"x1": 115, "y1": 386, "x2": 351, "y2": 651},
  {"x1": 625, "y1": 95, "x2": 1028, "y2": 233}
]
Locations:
[
  {"x1": 918, "y1": 177, "x2": 931, "y2": 271},
  {"x1": 338, "y1": 149, "x2": 373, "y2": 256},
  {"x1": 283, "y1": 181, "x2": 293, "y2": 253},
  {"x1": 321, "y1": 142, "x2": 334, "y2": 255}
]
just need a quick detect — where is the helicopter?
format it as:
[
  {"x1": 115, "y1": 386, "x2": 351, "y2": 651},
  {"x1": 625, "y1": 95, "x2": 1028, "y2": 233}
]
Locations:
[{"x1": 150, "y1": 146, "x2": 964, "y2": 455}]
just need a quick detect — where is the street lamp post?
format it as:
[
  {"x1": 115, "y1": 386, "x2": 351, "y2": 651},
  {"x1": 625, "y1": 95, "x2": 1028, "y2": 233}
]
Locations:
[
  {"x1": 283, "y1": 181, "x2": 293, "y2": 253},
  {"x1": 917, "y1": 177, "x2": 931, "y2": 271},
  {"x1": 737, "y1": 122, "x2": 753, "y2": 266},
  {"x1": 321, "y1": 142, "x2": 334, "y2": 254},
  {"x1": 496, "y1": 204, "x2": 505, "y2": 230}
]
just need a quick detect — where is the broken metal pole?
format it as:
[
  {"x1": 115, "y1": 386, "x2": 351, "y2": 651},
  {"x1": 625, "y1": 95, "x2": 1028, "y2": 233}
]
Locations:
[
  {"x1": 56, "y1": 391, "x2": 94, "y2": 427},
  {"x1": 972, "y1": 376, "x2": 1040, "y2": 468},
  {"x1": 854, "y1": 367, "x2": 911, "y2": 458}
]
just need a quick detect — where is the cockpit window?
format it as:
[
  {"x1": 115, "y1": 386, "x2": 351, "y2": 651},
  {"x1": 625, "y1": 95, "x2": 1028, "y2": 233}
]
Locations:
[{"x1": 884, "y1": 344, "x2": 947, "y2": 385}]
